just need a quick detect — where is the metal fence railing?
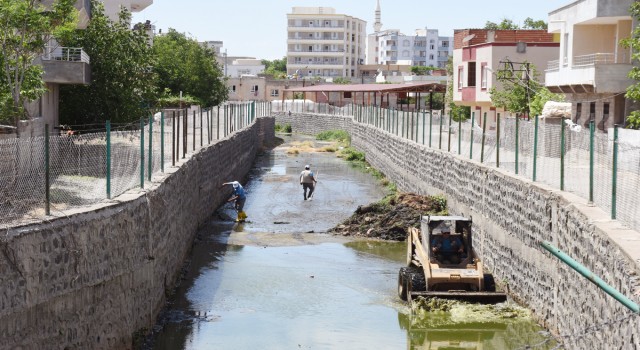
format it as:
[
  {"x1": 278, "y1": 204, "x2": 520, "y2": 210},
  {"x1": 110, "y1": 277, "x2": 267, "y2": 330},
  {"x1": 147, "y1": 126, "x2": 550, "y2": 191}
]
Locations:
[
  {"x1": 0, "y1": 101, "x2": 271, "y2": 229},
  {"x1": 274, "y1": 101, "x2": 640, "y2": 234}
]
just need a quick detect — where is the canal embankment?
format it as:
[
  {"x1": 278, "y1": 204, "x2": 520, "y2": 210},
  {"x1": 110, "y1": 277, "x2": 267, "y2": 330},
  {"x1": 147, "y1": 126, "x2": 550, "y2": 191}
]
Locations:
[
  {"x1": 0, "y1": 118, "x2": 274, "y2": 349},
  {"x1": 275, "y1": 111, "x2": 640, "y2": 349}
]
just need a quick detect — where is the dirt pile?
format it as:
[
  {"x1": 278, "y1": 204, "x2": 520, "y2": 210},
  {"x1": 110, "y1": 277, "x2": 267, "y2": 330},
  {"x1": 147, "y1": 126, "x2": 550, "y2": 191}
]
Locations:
[{"x1": 330, "y1": 193, "x2": 446, "y2": 241}]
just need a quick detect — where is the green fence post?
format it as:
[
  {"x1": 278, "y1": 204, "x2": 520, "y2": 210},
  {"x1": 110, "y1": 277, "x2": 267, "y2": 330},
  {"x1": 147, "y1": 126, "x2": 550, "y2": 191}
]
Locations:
[
  {"x1": 589, "y1": 121, "x2": 595, "y2": 204},
  {"x1": 561, "y1": 117, "x2": 565, "y2": 191},
  {"x1": 429, "y1": 110, "x2": 433, "y2": 147},
  {"x1": 45, "y1": 124, "x2": 50, "y2": 215},
  {"x1": 106, "y1": 120, "x2": 112, "y2": 198},
  {"x1": 515, "y1": 115, "x2": 519, "y2": 175},
  {"x1": 481, "y1": 112, "x2": 487, "y2": 163},
  {"x1": 200, "y1": 108, "x2": 203, "y2": 147},
  {"x1": 496, "y1": 113, "x2": 501, "y2": 168},
  {"x1": 533, "y1": 115, "x2": 539, "y2": 181},
  {"x1": 140, "y1": 118, "x2": 145, "y2": 188},
  {"x1": 160, "y1": 112, "x2": 164, "y2": 172},
  {"x1": 422, "y1": 111, "x2": 426, "y2": 145},
  {"x1": 447, "y1": 113, "x2": 452, "y2": 152},
  {"x1": 172, "y1": 111, "x2": 176, "y2": 166},
  {"x1": 438, "y1": 112, "x2": 443, "y2": 150},
  {"x1": 612, "y1": 124, "x2": 619, "y2": 219},
  {"x1": 217, "y1": 105, "x2": 220, "y2": 140},
  {"x1": 458, "y1": 114, "x2": 462, "y2": 155},
  {"x1": 192, "y1": 110, "x2": 196, "y2": 151},
  {"x1": 148, "y1": 114, "x2": 153, "y2": 181},
  {"x1": 470, "y1": 112, "x2": 475, "y2": 159}
]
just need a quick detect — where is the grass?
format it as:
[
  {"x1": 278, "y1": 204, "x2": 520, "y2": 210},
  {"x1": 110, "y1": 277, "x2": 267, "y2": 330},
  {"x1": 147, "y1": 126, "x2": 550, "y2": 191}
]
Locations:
[
  {"x1": 275, "y1": 123, "x2": 292, "y2": 133},
  {"x1": 316, "y1": 130, "x2": 350, "y2": 146}
]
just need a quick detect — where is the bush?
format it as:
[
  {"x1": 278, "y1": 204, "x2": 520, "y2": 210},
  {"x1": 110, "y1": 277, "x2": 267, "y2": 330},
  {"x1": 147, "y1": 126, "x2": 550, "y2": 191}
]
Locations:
[
  {"x1": 316, "y1": 130, "x2": 350, "y2": 145},
  {"x1": 275, "y1": 123, "x2": 292, "y2": 133}
]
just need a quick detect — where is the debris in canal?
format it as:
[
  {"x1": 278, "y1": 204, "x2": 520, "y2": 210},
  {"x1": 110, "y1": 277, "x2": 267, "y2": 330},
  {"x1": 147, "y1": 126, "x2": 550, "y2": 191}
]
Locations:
[
  {"x1": 329, "y1": 192, "x2": 448, "y2": 241},
  {"x1": 410, "y1": 296, "x2": 532, "y2": 324}
]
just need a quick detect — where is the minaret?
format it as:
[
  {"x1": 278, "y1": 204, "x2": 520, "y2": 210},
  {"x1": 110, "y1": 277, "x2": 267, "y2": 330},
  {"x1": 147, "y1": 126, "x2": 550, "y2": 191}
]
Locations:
[{"x1": 373, "y1": 0, "x2": 382, "y2": 32}]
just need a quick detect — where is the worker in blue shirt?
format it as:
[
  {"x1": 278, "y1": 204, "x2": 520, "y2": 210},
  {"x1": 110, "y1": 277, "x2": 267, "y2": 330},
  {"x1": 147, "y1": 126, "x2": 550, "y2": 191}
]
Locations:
[
  {"x1": 222, "y1": 181, "x2": 247, "y2": 221},
  {"x1": 431, "y1": 227, "x2": 464, "y2": 264}
]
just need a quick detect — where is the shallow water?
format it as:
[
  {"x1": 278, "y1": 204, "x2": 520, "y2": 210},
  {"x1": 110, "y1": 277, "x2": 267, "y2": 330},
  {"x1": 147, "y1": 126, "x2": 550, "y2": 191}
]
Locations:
[{"x1": 147, "y1": 134, "x2": 555, "y2": 350}]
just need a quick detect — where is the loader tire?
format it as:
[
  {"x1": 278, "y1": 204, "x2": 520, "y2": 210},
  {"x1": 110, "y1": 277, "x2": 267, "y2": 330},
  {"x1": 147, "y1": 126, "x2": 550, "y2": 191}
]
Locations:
[
  {"x1": 407, "y1": 266, "x2": 426, "y2": 293},
  {"x1": 398, "y1": 267, "x2": 409, "y2": 301},
  {"x1": 483, "y1": 274, "x2": 496, "y2": 292}
]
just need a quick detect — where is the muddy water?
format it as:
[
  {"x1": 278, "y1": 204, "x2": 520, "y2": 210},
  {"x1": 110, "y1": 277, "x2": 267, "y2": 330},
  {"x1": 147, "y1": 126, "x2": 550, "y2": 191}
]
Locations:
[{"x1": 147, "y1": 135, "x2": 555, "y2": 350}]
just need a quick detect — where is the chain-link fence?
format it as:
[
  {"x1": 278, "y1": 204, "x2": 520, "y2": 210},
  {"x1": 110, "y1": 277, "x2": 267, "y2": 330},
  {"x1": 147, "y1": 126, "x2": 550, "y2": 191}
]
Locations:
[
  {"x1": 277, "y1": 101, "x2": 640, "y2": 233},
  {"x1": 0, "y1": 101, "x2": 271, "y2": 229}
]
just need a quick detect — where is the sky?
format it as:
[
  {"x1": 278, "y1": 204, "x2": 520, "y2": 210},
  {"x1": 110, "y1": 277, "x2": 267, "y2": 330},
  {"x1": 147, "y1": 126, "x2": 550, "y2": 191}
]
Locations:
[{"x1": 132, "y1": 0, "x2": 568, "y2": 60}]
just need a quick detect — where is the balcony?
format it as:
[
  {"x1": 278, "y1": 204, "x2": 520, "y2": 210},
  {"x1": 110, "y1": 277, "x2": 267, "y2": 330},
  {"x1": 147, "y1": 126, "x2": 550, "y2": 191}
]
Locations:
[
  {"x1": 41, "y1": 47, "x2": 91, "y2": 85},
  {"x1": 545, "y1": 52, "x2": 632, "y2": 93}
]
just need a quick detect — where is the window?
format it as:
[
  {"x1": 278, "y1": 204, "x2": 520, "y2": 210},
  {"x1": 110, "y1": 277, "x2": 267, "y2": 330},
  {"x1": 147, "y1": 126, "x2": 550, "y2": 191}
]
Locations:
[
  {"x1": 458, "y1": 67, "x2": 463, "y2": 90},
  {"x1": 403, "y1": 40, "x2": 410, "y2": 47},
  {"x1": 467, "y1": 62, "x2": 476, "y2": 87},
  {"x1": 344, "y1": 92, "x2": 352, "y2": 98},
  {"x1": 589, "y1": 102, "x2": 596, "y2": 121},
  {"x1": 575, "y1": 103, "x2": 582, "y2": 122},
  {"x1": 270, "y1": 89, "x2": 279, "y2": 97},
  {"x1": 250, "y1": 85, "x2": 258, "y2": 92},
  {"x1": 430, "y1": 44, "x2": 435, "y2": 50},
  {"x1": 429, "y1": 54, "x2": 434, "y2": 60},
  {"x1": 481, "y1": 64, "x2": 488, "y2": 89},
  {"x1": 442, "y1": 41, "x2": 449, "y2": 47},
  {"x1": 230, "y1": 85, "x2": 236, "y2": 93},
  {"x1": 308, "y1": 45, "x2": 313, "y2": 52}
]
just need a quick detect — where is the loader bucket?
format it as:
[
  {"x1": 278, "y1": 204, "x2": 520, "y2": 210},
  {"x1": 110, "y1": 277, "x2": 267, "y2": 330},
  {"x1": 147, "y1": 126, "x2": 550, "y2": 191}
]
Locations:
[{"x1": 410, "y1": 291, "x2": 508, "y2": 304}]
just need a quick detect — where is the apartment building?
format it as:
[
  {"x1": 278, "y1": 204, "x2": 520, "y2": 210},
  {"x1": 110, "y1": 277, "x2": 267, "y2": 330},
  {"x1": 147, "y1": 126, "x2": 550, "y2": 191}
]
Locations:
[
  {"x1": 23, "y1": 0, "x2": 154, "y2": 137},
  {"x1": 546, "y1": 0, "x2": 633, "y2": 131},
  {"x1": 372, "y1": 29, "x2": 452, "y2": 68},
  {"x1": 452, "y1": 29, "x2": 559, "y2": 128},
  {"x1": 365, "y1": 1, "x2": 452, "y2": 68},
  {"x1": 286, "y1": 7, "x2": 366, "y2": 79}
]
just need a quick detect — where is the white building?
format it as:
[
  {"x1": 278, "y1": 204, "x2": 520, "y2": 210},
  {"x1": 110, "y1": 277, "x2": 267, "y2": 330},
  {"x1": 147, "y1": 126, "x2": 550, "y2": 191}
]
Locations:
[
  {"x1": 286, "y1": 7, "x2": 366, "y2": 78},
  {"x1": 20, "y1": 0, "x2": 154, "y2": 137},
  {"x1": 365, "y1": 1, "x2": 452, "y2": 68},
  {"x1": 545, "y1": 0, "x2": 633, "y2": 131},
  {"x1": 225, "y1": 59, "x2": 265, "y2": 78}
]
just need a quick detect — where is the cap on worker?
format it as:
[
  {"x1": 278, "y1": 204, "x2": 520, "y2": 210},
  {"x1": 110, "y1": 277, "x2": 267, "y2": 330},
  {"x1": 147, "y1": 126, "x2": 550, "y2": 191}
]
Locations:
[
  {"x1": 305, "y1": 165, "x2": 310, "y2": 169},
  {"x1": 232, "y1": 181, "x2": 240, "y2": 188}
]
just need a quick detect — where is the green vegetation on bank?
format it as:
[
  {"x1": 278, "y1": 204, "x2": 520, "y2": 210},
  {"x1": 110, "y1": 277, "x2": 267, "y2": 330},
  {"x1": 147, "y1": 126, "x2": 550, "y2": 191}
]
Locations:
[{"x1": 275, "y1": 123, "x2": 292, "y2": 133}]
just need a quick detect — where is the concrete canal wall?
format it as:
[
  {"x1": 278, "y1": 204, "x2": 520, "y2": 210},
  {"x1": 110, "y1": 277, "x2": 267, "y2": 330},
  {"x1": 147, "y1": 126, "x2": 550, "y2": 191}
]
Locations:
[
  {"x1": 0, "y1": 118, "x2": 274, "y2": 349},
  {"x1": 275, "y1": 112, "x2": 640, "y2": 349}
]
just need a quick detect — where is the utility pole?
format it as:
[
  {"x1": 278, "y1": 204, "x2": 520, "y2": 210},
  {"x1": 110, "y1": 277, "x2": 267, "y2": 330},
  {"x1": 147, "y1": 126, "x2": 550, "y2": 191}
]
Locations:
[{"x1": 498, "y1": 59, "x2": 532, "y2": 118}]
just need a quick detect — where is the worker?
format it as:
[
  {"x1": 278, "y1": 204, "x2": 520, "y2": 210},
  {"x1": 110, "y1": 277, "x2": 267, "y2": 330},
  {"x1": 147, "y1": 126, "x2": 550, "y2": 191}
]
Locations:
[
  {"x1": 299, "y1": 164, "x2": 317, "y2": 200},
  {"x1": 221, "y1": 181, "x2": 247, "y2": 221},
  {"x1": 431, "y1": 227, "x2": 464, "y2": 264}
]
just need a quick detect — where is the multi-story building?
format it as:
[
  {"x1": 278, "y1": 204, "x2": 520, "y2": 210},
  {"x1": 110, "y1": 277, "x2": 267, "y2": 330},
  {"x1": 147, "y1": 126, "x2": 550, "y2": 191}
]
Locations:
[
  {"x1": 372, "y1": 29, "x2": 452, "y2": 68},
  {"x1": 225, "y1": 59, "x2": 265, "y2": 78},
  {"x1": 545, "y1": 0, "x2": 633, "y2": 131},
  {"x1": 286, "y1": 7, "x2": 366, "y2": 79},
  {"x1": 452, "y1": 29, "x2": 559, "y2": 128},
  {"x1": 365, "y1": 1, "x2": 452, "y2": 68},
  {"x1": 22, "y1": 0, "x2": 153, "y2": 137}
]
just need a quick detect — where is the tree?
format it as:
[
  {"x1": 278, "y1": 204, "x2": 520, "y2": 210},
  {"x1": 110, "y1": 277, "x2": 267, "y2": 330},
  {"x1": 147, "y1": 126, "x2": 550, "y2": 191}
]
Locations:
[
  {"x1": 0, "y1": 0, "x2": 76, "y2": 133},
  {"x1": 523, "y1": 17, "x2": 548, "y2": 30},
  {"x1": 484, "y1": 18, "x2": 547, "y2": 30},
  {"x1": 59, "y1": 1, "x2": 155, "y2": 125},
  {"x1": 490, "y1": 60, "x2": 562, "y2": 118},
  {"x1": 620, "y1": 1, "x2": 640, "y2": 129},
  {"x1": 153, "y1": 29, "x2": 227, "y2": 107},
  {"x1": 411, "y1": 66, "x2": 437, "y2": 76},
  {"x1": 484, "y1": 19, "x2": 518, "y2": 30},
  {"x1": 262, "y1": 57, "x2": 287, "y2": 79}
]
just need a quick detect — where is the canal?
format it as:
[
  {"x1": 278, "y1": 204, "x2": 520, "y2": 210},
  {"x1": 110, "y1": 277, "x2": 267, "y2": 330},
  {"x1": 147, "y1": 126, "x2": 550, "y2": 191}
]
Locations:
[{"x1": 144, "y1": 134, "x2": 555, "y2": 350}]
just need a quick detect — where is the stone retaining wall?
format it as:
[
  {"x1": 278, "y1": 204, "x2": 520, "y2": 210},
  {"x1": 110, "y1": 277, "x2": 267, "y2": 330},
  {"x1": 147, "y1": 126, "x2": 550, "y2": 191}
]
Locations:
[
  {"x1": 0, "y1": 117, "x2": 274, "y2": 350},
  {"x1": 276, "y1": 112, "x2": 640, "y2": 349}
]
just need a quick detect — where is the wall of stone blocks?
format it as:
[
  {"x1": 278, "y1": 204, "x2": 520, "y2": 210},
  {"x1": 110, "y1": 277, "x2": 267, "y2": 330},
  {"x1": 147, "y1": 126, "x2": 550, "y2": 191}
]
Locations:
[
  {"x1": 0, "y1": 117, "x2": 274, "y2": 350},
  {"x1": 276, "y1": 112, "x2": 640, "y2": 349}
]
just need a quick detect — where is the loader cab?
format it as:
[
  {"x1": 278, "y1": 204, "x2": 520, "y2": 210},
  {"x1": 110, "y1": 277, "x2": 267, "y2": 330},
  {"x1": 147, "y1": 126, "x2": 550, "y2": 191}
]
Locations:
[{"x1": 422, "y1": 215, "x2": 473, "y2": 266}]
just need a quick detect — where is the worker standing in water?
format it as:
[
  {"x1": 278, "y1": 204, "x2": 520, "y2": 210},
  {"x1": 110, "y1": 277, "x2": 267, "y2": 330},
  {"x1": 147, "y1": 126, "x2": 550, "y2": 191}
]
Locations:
[
  {"x1": 221, "y1": 181, "x2": 247, "y2": 221},
  {"x1": 299, "y1": 165, "x2": 317, "y2": 200}
]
